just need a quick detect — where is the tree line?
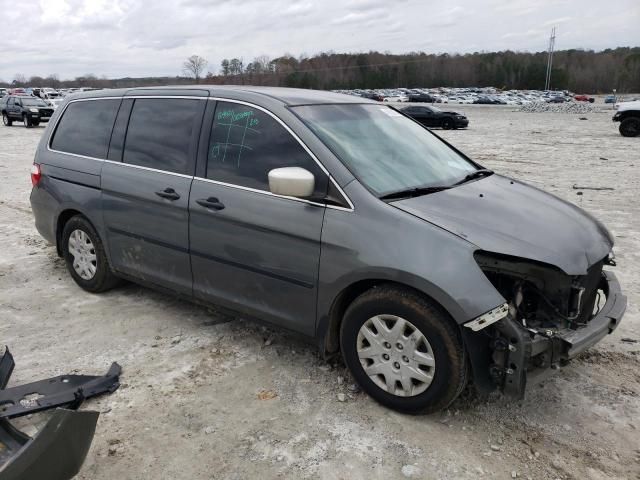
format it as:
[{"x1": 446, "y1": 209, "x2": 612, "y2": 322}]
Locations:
[
  {"x1": 3, "y1": 48, "x2": 639, "y2": 93},
  {"x1": 207, "y1": 48, "x2": 640, "y2": 93}
]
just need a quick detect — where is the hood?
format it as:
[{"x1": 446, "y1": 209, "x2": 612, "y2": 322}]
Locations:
[
  {"x1": 617, "y1": 100, "x2": 640, "y2": 112},
  {"x1": 393, "y1": 174, "x2": 613, "y2": 275}
]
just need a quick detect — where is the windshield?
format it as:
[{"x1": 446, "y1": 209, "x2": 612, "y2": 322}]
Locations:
[
  {"x1": 293, "y1": 104, "x2": 477, "y2": 197},
  {"x1": 21, "y1": 98, "x2": 48, "y2": 107}
]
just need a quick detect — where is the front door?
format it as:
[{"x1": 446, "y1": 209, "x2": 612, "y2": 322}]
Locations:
[
  {"x1": 7, "y1": 97, "x2": 20, "y2": 119},
  {"x1": 189, "y1": 101, "x2": 329, "y2": 335},
  {"x1": 101, "y1": 97, "x2": 206, "y2": 294}
]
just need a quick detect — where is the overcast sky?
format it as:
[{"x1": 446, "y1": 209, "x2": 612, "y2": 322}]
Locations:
[{"x1": 1, "y1": 0, "x2": 638, "y2": 81}]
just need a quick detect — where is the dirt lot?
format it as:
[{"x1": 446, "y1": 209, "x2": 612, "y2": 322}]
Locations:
[{"x1": 0, "y1": 104, "x2": 638, "y2": 480}]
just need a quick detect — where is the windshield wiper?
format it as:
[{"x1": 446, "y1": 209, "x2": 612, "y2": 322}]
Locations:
[
  {"x1": 379, "y1": 185, "x2": 450, "y2": 201},
  {"x1": 452, "y1": 169, "x2": 494, "y2": 186}
]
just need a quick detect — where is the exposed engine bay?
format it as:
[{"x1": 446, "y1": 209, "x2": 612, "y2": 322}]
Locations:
[{"x1": 463, "y1": 251, "x2": 627, "y2": 397}]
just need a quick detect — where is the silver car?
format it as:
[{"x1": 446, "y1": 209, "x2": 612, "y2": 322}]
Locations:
[{"x1": 29, "y1": 86, "x2": 626, "y2": 413}]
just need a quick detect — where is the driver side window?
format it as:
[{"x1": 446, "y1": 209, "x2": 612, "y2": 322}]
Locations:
[{"x1": 206, "y1": 102, "x2": 328, "y2": 197}]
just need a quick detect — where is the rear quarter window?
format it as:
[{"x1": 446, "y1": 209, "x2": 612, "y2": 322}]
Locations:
[{"x1": 50, "y1": 99, "x2": 121, "y2": 159}]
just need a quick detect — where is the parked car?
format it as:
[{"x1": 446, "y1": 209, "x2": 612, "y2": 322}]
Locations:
[
  {"x1": 574, "y1": 94, "x2": 595, "y2": 103},
  {"x1": 546, "y1": 96, "x2": 566, "y2": 103},
  {"x1": 383, "y1": 95, "x2": 409, "y2": 103},
  {"x1": 361, "y1": 92, "x2": 384, "y2": 102},
  {"x1": 48, "y1": 98, "x2": 65, "y2": 110},
  {"x1": 407, "y1": 93, "x2": 434, "y2": 103},
  {"x1": 1, "y1": 95, "x2": 54, "y2": 127},
  {"x1": 30, "y1": 87, "x2": 626, "y2": 414},
  {"x1": 604, "y1": 95, "x2": 616, "y2": 104},
  {"x1": 612, "y1": 100, "x2": 640, "y2": 137},
  {"x1": 400, "y1": 105, "x2": 468, "y2": 129},
  {"x1": 473, "y1": 96, "x2": 500, "y2": 105}
]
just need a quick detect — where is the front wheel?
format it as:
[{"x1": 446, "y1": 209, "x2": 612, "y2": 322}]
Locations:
[
  {"x1": 2, "y1": 113, "x2": 12, "y2": 126},
  {"x1": 22, "y1": 115, "x2": 32, "y2": 128},
  {"x1": 441, "y1": 118, "x2": 453, "y2": 130},
  {"x1": 619, "y1": 117, "x2": 640, "y2": 137},
  {"x1": 62, "y1": 215, "x2": 121, "y2": 293},
  {"x1": 340, "y1": 285, "x2": 467, "y2": 414}
]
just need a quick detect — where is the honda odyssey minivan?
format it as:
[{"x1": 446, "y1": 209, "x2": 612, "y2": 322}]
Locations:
[{"x1": 30, "y1": 86, "x2": 626, "y2": 413}]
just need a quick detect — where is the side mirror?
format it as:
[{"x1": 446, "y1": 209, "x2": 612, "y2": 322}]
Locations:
[{"x1": 268, "y1": 167, "x2": 315, "y2": 198}]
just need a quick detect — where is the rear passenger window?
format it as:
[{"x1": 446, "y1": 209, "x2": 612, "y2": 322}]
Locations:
[
  {"x1": 50, "y1": 100, "x2": 120, "y2": 159},
  {"x1": 123, "y1": 98, "x2": 203, "y2": 175},
  {"x1": 207, "y1": 102, "x2": 328, "y2": 195}
]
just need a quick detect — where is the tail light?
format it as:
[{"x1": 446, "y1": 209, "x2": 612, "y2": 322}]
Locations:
[{"x1": 31, "y1": 163, "x2": 41, "y2": 186}]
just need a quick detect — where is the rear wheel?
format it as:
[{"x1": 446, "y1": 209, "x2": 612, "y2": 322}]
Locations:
[
  {"x1": 442, "y1": 118, "x2": 453, "y2": 130},
  {"x1": 62, "y1": 215, "x2": 120, "y2": 293},
  {"x1": 619, "y1": 117, "x2": 640, "y2": 137},
  {"x1": 2, "y1": 113, "x2": 12, "y2": 126},
  {"x1": 340, "y1": 285, "x2": 467, "y2": 414}
]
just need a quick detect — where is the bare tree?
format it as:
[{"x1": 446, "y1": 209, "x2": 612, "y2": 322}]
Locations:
[
  {"x1": 45, "y1": 73, "x2": 60, "y2": 88},
  {"x1": 12, "y1": 73, "x2": 26, "y2": 86},
  {"x1": 183, "y1": 55, "x2": 208, "y2": 83}
]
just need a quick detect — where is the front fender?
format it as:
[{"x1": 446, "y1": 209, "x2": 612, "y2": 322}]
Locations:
[{"x1": 316, "y1": 181, "x2": 505, "y2": 337}]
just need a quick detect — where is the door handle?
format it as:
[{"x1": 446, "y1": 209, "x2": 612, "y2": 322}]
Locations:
[
  {"x1": 155, "y1": 188, "x2": 180, "y2": 201},
  {"x1": 196, "y1": 197, "x2": 225, "y2": 211}
]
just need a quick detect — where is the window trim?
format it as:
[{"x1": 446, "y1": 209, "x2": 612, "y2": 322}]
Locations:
[{"x1": 46, "y1": 95, "x2": 354, "y2": 212}]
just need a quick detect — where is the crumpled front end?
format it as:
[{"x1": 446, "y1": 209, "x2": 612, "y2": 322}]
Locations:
[{"x1": 462, "y1": 252, "x2": 627, "y2": 397}]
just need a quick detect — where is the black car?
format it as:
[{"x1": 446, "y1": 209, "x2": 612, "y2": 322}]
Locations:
[
  {"x1": 400, "y1": 105, "x2": 469, "y2": 129},
  {"x1": 473, "y1": 96, "x2": 502, "y2": 105},
  {"x1": 407, "y1": 93, "x2": 435, "y2": 103},
  {"x1": 1, "y1": 95, "x2": 54, "y2": 128}
]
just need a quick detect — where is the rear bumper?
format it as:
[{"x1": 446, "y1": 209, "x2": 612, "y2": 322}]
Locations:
[
  {"x1": 493, "y1": 271, "x2": 626, "y2": 397},
  {"x1": 30, "y1": 186, "x2": 57, "y2": 245}
]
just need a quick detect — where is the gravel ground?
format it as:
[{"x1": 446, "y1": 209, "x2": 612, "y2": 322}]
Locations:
[{"x1": 0, "y1": 104, "x2": 638, "y2": 480}]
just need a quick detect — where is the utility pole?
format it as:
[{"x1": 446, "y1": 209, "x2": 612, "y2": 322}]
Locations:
[{"x1": 544, "y1": 27, "x2": 556, "y2": 91}]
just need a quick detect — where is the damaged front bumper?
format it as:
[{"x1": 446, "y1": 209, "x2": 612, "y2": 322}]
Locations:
[
  {"x1": 464, "y1": 270, "x2": 627, "y2": 398},
  {"x1": 0, "y1": 348, "x2": 121, "y2": 480}
]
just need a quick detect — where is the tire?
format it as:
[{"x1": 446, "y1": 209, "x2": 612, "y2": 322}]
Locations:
[
  {"x1": 2, "y1": 113, "x2": 12, "y2": 126},
  {"x1": 441, "y1": 118, "x2": 453, "y2": 130},
  {"x1": 62, "y1": 215, "x2": 120, "y2": 293},
  {"x1": 22, "y1": 114, "x2": 31, "y2": 128},
  {"x1": 32, "y1": 120, "x2": 40, "y2": 127},
  {"x1": 619, "y1": 117, "x2": 640, "y2": 137},
  {"x1": 340, "y1": 285, "x2": 467, "y2": 414}
]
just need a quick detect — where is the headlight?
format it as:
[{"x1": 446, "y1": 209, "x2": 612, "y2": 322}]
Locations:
[{"x1": 29, "y1": 108, "x2": 39, "y2": 113}]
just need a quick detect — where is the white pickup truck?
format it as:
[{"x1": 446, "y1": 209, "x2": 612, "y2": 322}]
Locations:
[{"x1": 613, "y1": 100, "x2": 640, "y2": 137}]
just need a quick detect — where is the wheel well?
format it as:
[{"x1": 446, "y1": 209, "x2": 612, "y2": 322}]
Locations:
[
  {"x1": 55, "y1": 209, "x2": 83, "y2": 256},
  {"x1": 323, "y1": 279, "x2": 453, "y2": 356},
  {"x1": 620, "y1": 112, "x2": 640, "y2": 120}
]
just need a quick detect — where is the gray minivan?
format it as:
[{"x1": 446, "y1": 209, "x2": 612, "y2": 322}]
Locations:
[{"x1": 30, "y1": 86, "x2": 626, "y2": 413}]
